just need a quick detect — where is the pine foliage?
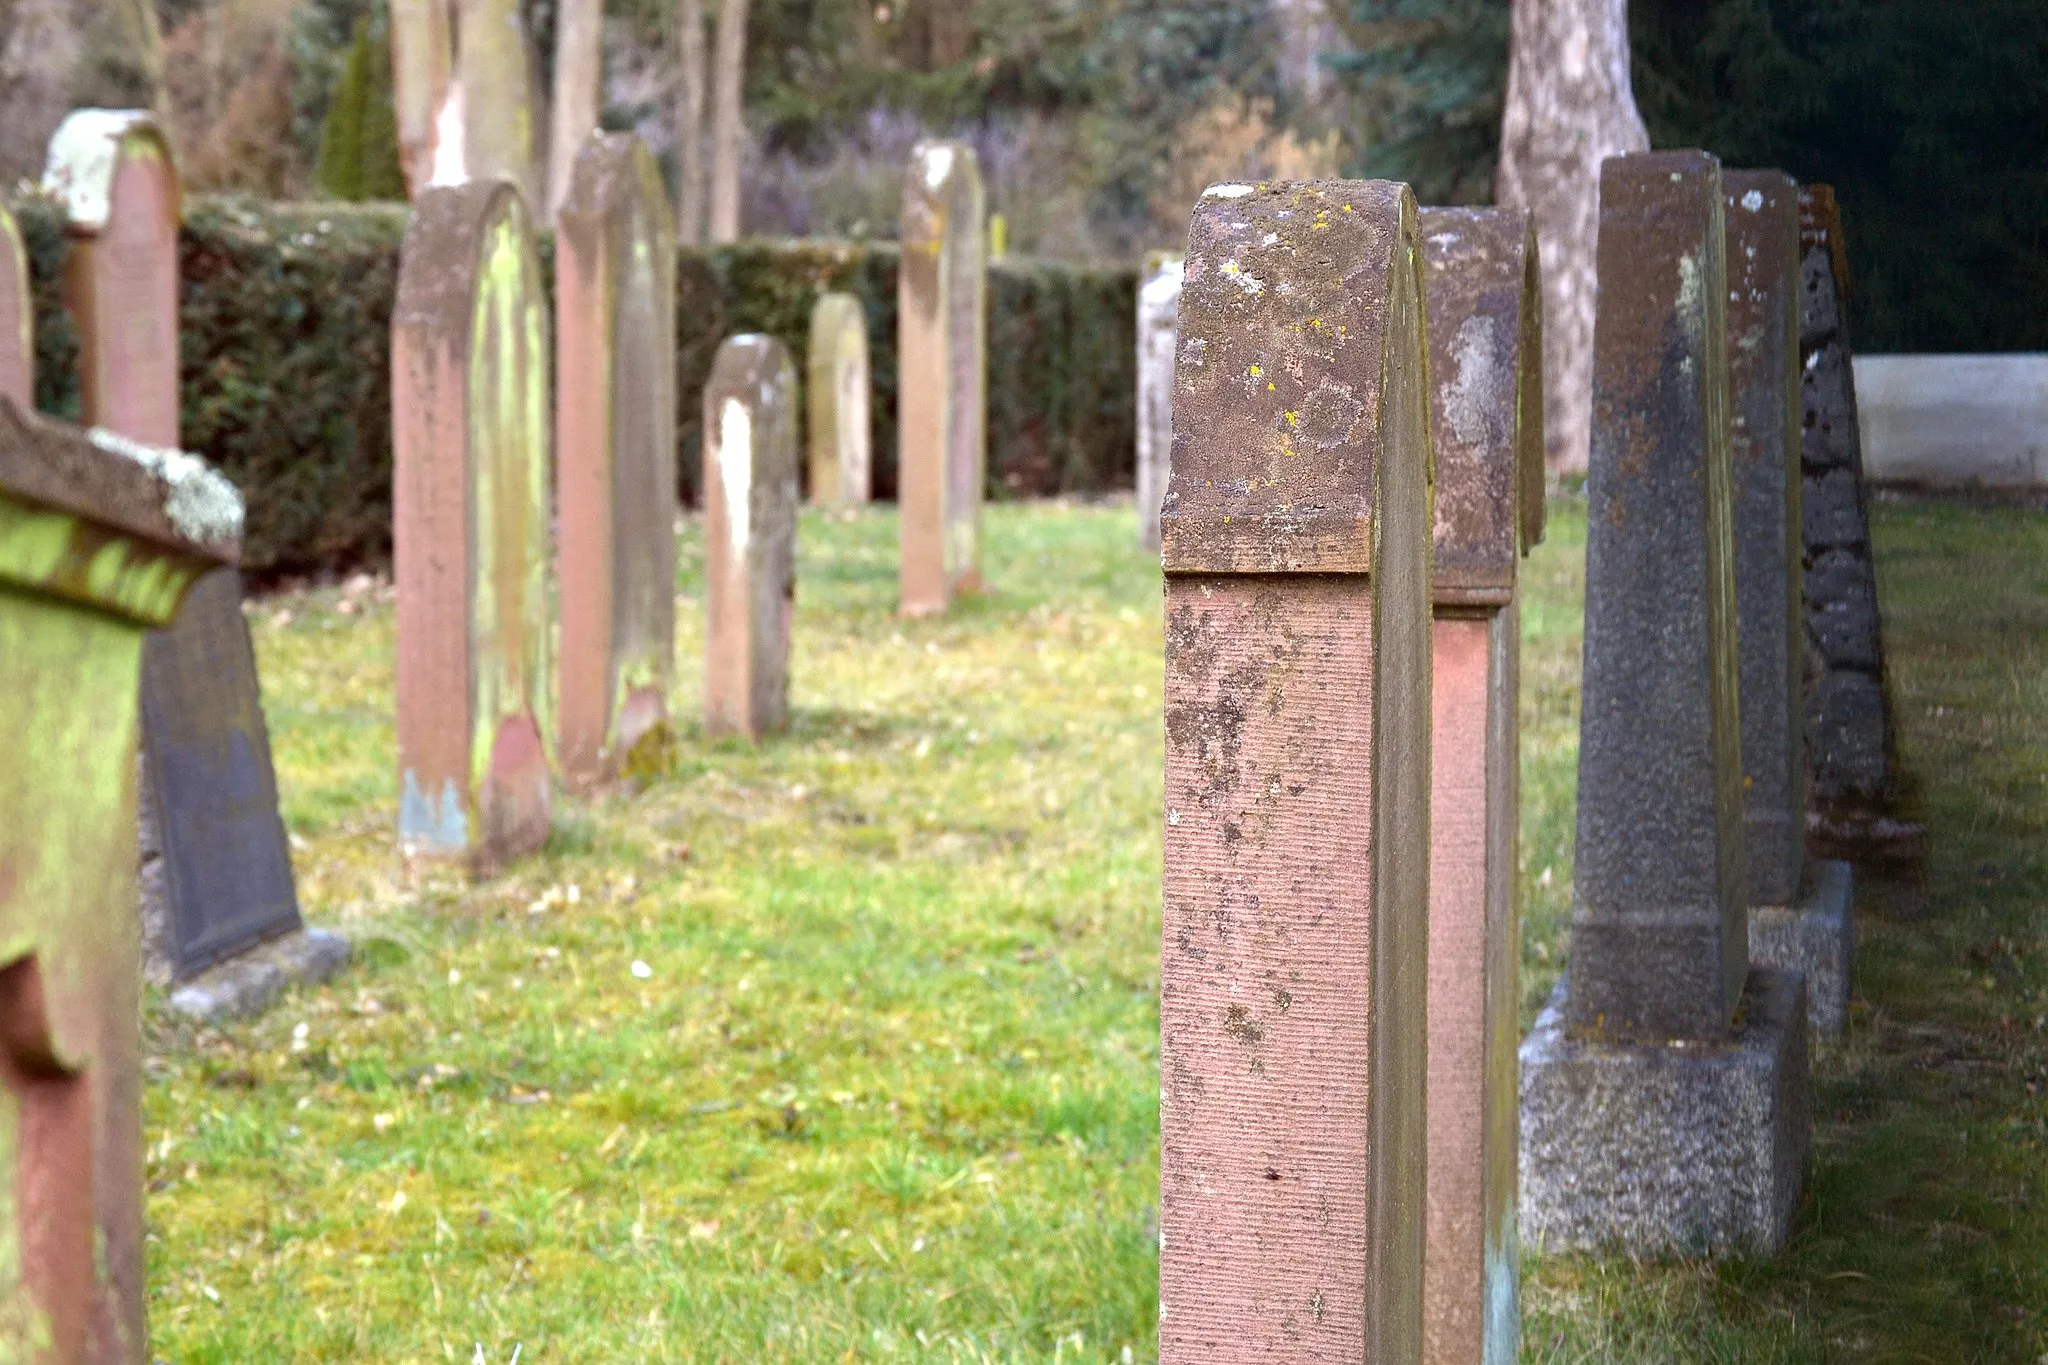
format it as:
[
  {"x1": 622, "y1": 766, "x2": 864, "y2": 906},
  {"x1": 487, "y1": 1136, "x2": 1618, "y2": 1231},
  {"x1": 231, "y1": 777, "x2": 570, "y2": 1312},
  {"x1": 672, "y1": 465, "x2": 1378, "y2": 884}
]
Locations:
[
  {"x1": 315, "y1": 16, "x2": 406, "y2": 202},
  {"x1": 1327, "y1": 0, "x2": 1510, "y2": 205}
]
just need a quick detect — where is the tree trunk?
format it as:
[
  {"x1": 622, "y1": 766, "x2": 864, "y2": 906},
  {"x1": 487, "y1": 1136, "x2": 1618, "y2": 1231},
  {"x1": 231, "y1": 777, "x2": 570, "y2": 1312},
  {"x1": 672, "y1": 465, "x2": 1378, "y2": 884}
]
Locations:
[
  {"x1": 1495, "y1": 0, "x2": 1648, "y2": 474},
  {"x1": 706, "y1": 0, "x2": 750, "y2": 244},
  {"x1": 547, "y1": 0, "x2": 602, "y2": 223},
  {"x1": 457, "y1": 0, "x2": 538, "y2": 205},
  {"x1": 674, "y1": 0, "x2": 707, "y2": 243},
  {"x1": 81, "y1": 0, "x2": 163, "y2": 110},
  {"x1": 390, "y1": 0, "x2": 453, "y2": 197},
  {"x1": 0, "y1": 0, "x2": 80, "y2": 184}
]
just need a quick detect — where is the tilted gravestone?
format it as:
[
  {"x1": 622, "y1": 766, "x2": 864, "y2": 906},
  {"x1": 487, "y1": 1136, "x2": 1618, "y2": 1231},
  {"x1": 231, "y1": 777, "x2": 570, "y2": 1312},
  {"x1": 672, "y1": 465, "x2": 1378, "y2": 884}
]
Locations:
[
  {"x1": 1160, "y1": 180, "x2": 1433, "y2": 1363},
  {"x1": 703, "y1": 334, "x2": 799, "y2": 739},
  {"x1": 0, "y1": 400, "x2": 240, "y2": 1363},
  {"x1": 807, "y1": 292, "x2": 871, "y2": 506},
  {"x1": 394, "y1": 181, "x2": 555, "y2": 872},
  {"x1": 1725, "y1": 171, "x2": 1853, "y2": 1038},
  {"x1": 1135, "y1": 251, "x2": 1183, "y2": 553},
  {"x1": 556, "y1": 131, "x2": 678, "y2": 790},
  {"x1": 1418, "y1": 204, "x2": 1542, "y2": 1365},
  {"x1": 1520, "y1": 151, "x2": 1810, "y2": 1256},
  {"x1": 1797, "y1": 186, "x2": 1918, "y2": 867},
  {"x1": 898, "y1": 141, "x2": 986, "y2": 616}
]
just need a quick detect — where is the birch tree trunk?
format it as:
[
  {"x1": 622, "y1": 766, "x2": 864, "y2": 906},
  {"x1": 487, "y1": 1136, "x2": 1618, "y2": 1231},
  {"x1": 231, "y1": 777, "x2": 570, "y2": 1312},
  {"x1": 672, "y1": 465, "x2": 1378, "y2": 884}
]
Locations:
[
  {"x1": 1496, "y1": 0, "x2": 1648, "y2": 474},
  {"x1": 674, "y1": 0, "x2": 707, "y2": 243},
  {"x1": 390, "y1": 0, "x2": 453, "y2": 197},
  {"x1": 547, "y1": 0, "x2": 603, "y2": 223},
  {"x1": 706, "y1": 0, "x2": 750, "y2": 244}
]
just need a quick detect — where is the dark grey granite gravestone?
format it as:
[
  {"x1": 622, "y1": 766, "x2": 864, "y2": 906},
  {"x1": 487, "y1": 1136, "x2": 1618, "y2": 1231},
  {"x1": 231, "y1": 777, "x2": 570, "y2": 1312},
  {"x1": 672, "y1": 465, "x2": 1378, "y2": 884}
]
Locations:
[
  {"x1": 1724, "y1": 169, "x2": 1853, "y2": 1038},
  {"x1": 1520, "y1": 150, "x2": 1810, "y2": 1258}
]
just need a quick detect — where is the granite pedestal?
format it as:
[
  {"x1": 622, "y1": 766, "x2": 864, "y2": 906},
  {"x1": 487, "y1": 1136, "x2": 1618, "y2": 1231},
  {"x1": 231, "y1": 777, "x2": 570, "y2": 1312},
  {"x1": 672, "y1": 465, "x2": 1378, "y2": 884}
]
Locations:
[{"x1": 1750, "y1": 858, "x2": 1854, "y2": 1037}]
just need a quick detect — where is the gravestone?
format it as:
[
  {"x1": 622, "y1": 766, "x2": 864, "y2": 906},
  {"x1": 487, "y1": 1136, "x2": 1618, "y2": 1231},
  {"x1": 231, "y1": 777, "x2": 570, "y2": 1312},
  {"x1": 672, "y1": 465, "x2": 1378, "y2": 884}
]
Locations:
[
  {"x1": 393, "y1": 181, "x2": 555, "y2": 872},
  {"x1": 1160, "y1": 180, "x2": 1433, "y2": 1363},
  {"x1": 0, "y1": 203, "x2": 29, "y2": 405},
  {"x1": 45, "y1": 112, "x2": 336, "y2": 1011},
  {"x1": 1797, "y1": 186, "x2": 1918, "y2": 867},
  {"x1": 1135, "y1": 251, "x2": 1183, "y2": 553},
  {"x1": 1520, "y1": 151, "x2": 1810, "y2": 1256},
  {"x1": 807, "y1": 292, "x2": 870, "y2": 506},
  {"x1": 1725, "y1": 171, "x2": 1854, "y2": 1038},
  {"x1": 898, "y1": 141, "x2": 986, "y2": 615},
  {"x1": 556, "y1": 131, "x2": 678, "y2": 789},
  {"x1": 1417, "y1": 204, "x2": 1542, "y2": 1365},
  {"x1": 0, "y1": 399, "x2": 240, "y2": 1363},
  {"x1": 702, "y1": 334, "x2": 799, "y2": 739}
]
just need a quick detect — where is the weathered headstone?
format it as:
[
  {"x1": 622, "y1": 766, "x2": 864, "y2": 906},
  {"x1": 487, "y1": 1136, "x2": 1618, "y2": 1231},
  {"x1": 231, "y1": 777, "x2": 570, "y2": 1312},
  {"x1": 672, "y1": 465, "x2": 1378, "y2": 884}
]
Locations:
[
  {"x1": 1135, "y1": 251, "x2": 1183, "y2": 553},
  {"x1": 556, "y1": 131, "x2": 678, "y2": 789},
  {"x1": 898, "y1": 141, "x2": 986, "y2": 616},
  {"x1": 1160, "y1": 180, "x2": 1433, "y2": 1363},
  {"x1": 806, "y1": 291, "x2": 871, "y2": 506},
  {"x1": 0, "y1": 399, "x2": 240, "y2": 1364},
  {"x1": 702, "y1": 334, "x2": 799, "y2": 739},
  {"x1": 1725, "y1": 171, "x2": 1854, "y2": 1038},
  {"x1": 0, "y1": 203, "x2": 30, "y2": 406},
  {"x1": 1797, "y1": 186, "x2": 1918, "y2": 868},
  {"x1": 393, "y1": 181, "x2": 555, "y2": 872},
  {"x1": 1418, "y1": 204, "x2": 1542, "y2": 1365},
  {"x1": 1520, "y1": 151, "x2": 1810, "y2": 1256}
]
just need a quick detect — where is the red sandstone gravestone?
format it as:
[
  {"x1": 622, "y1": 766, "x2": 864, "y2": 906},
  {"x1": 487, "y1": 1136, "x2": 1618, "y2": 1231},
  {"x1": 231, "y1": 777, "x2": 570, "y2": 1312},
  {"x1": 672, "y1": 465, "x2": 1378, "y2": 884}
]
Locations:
[
  {"x1": 1160, "y1": 179, "x2": 1434, "y2": 1364},
  {"x1": 394, "y1": 181, "x2": 555, "y2": 872},
  {"x1": 702, "y1": 334, "x2": 799, "y2": 739},
  {"x1": 1417, "y1": 204, "x2": 1543, "y2": 1365},
  {"x1": 0, "y1": 399, "x2": 241, "y2": 1363},
  {"x1": 898, "y1": 141, "x2": 986, "y2": 616},
  {"x1": 556, "y1": 132, "x2": 679, "y2": 789},
  {"x1": 807, "y1": 292, "x2": 870, "y2": 507}
]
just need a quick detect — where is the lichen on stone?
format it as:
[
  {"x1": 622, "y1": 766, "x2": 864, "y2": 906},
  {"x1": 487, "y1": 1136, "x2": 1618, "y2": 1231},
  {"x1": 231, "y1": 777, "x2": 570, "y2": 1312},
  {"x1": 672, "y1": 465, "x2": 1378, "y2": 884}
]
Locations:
[
  {"x1": 87, "y1": 427, "x2": 245, "y2": 550},
  {"x1": 41, "y1": 109, "x2": 174, "y2": 233}
]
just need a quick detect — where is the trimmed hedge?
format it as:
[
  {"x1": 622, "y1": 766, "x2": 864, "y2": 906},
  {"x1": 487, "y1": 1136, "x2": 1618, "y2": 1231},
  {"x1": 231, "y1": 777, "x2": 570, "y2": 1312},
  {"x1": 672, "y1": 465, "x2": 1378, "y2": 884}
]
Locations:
[{"x1": 14, "y1": 195, "x2": 1137, "y2": 578}]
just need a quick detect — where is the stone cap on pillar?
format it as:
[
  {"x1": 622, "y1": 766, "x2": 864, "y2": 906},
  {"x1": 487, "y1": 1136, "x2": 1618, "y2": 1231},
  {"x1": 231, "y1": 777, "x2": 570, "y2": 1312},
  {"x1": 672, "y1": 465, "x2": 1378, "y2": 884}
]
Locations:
[
  {"x1": 1418, "y1": 206, "x2": 1544, "y2": 608},
  {"x1": 41, "y1": 109, "x2": 183, "y2": 236},
  {"x1": 1162, "y1": 179, "x2": 1433, "y2": 575}
]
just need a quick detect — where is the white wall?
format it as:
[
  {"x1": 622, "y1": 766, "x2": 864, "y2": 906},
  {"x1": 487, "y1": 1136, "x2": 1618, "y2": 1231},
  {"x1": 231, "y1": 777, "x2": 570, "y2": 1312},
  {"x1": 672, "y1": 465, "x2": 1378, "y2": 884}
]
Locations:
[{"x1": 1855, "y1": 354, "x2": 2048, "y2": 487}]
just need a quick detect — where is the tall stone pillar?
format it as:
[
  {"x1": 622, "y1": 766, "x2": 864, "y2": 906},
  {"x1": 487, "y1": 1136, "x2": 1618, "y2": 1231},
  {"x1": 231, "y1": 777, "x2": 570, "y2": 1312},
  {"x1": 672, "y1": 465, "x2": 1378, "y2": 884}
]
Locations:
[
  {"x1": 1520, "y1": 151, "x2": 1810, "y2": 1257},
  {"x1": 1160, "y1": 179, "x2": 1434, "y2": 1364},
  {"x1": 393, "y1": 182, "x2": 554, "y2": 873},
  {"x1": 898, "y1": 141, "x2": 986, "y2": 616},
  {"x1": 702, "y1": 334, "x2": 799, "y2": 739},
  {"x1": 1724, "y1": 171, "x2": 1853, "y2": 1038},
  {"x1": 1417, "y1": 205, "x2": 1543, "y2": 1365},
  {"x1": 1135, "y1": 251, "x2": 1183, "y2": 553},
  {"x1": 556, "y1": 132, "x2": 679, "y2": 789},
  {"x1": 807, "y1": 292, "x2": 870, "y2": 506},
  {"x1": 1496, "y1": 0, "x2": 1648, "y2": 475},
  {"x1": 0, "y1": 404, "x2": 239, "y2": 1365}
]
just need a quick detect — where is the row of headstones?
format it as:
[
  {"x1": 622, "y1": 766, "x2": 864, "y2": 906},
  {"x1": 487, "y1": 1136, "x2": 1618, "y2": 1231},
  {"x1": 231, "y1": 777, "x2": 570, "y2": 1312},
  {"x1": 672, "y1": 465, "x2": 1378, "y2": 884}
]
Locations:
[
  {"x1": 1156, "y1": 153, "x2": 1855, "y2": 1362},
  {"x1": 396, "y1": 135, "x2": 991, "y2": 872}
]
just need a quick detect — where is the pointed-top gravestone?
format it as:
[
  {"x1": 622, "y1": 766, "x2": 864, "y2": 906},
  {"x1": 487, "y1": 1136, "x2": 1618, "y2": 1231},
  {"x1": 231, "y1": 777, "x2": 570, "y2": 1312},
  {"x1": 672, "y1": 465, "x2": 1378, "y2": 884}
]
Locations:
[
  {"x1": 898, "y1": 141, "x2": 986, "y2": 616},
  {"x1": 0, "y1": 399, "x2": 240, "y2": 1364},
  {"x1": 394, "y1": 181, "x2": 555, "y2": 872},
  {"x1": 556, "y1": 131, "x2": 679, "y2": 790},
  {"x1": 1417, "y1": 203, "x2": 1541, "y2": 1365},
  {"x1": 1520, "y1": 150, "x2": 1809, "y2": 1258},
  {"x1": 1136, "y1": 251, "x2": 1183, "y2": 553},
  {"x1": 1161, "y1": 179, "x2": 1433, "y2": 1364},
  {"x1": 807, "y1": 291, "x2": 871, "y2": 507},
  {"x1": 703, "y1": 334, "x2": 799, "y2": 739}
]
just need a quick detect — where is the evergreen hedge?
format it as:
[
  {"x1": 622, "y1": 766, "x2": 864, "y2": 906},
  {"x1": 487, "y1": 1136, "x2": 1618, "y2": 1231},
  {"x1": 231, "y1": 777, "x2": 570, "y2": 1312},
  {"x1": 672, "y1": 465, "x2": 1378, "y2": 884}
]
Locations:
[{"x1": 13, "y1": 195, "x2": 1137, "y2": 579}]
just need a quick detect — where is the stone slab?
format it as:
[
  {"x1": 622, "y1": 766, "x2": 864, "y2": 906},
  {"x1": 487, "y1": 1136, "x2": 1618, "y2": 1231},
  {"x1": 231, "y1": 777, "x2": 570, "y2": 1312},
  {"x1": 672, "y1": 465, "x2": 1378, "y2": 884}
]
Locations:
[
  {"x1": 1854, "y1": 353, "x2": 2048, "y2": 488},
  {"x1": 1750, "y1": 859, "x2": 1853, "y2": 1038},
  {"x1": 1135, "y1": 251, "x2": 1181, "y2": 553},
  {"x1": 166, "y1": 928, "x2": 351, "y2": 1024},
  {"x1": 1520, "y1": 966, "x2": 1811, "y2": 1256},
  {"x1": 807, "y1": 291, "x2": 871, "y2": 506}
]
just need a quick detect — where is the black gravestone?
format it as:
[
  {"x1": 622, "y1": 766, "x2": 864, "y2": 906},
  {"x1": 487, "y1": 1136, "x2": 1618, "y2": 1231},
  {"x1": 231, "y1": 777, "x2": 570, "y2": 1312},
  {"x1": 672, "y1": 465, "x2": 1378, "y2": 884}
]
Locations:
[{"x1": 140, "y1": 567, "x2": 302, "y2": 978}]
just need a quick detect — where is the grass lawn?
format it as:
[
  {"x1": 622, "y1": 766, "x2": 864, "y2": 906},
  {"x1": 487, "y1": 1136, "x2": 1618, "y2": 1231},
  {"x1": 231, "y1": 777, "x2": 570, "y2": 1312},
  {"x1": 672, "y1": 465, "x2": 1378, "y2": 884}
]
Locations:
[{"x1": 144, "y1": 496, "x2": 2048, "y2": 1362}]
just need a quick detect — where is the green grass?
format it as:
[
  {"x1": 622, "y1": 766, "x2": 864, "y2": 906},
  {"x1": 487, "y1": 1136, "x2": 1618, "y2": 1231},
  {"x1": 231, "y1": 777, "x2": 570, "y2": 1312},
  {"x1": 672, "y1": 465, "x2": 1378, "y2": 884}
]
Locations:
[{"x1": 143, "y1": 496, "x2": 2048, "y2": 1362}]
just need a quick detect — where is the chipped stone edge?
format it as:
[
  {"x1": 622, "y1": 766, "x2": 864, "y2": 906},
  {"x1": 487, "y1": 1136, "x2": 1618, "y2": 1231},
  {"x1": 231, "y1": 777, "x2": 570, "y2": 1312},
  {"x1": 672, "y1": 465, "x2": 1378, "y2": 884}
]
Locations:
[
  {"x1": 41, "y1": 109, "x2": 179, "y2": 233},
  {"x1": 87, "y1": 426, "x2": 244, "y2": 551},
  {"x1": 164, "y1": 929, "x2": 352, "y2": 1025}
]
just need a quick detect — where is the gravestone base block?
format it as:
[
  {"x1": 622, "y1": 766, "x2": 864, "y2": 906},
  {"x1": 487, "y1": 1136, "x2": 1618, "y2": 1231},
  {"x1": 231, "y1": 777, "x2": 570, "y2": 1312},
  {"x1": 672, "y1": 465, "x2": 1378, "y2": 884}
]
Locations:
[
  {"x1": 1520, "y1": 967, "x2": 1810, "y2": 1257},
  {"x1": 165, "y1": 929, "x2": 352, "y2": 1024},
  {"x1": 1750, "y1": 859, "x2": 1854, "y2": 1037}
]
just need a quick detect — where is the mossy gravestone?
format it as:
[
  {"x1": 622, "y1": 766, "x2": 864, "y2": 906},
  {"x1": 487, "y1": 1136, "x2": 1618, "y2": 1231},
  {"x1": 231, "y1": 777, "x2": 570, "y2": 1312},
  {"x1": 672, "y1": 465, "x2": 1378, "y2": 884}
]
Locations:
[
  {"x1": 807, "y1": 291, "x2": 870, "y2": 506},
  {"x1": 394, "y1": 181, "x2": 554, "y2": 873},
  {"x1": 702, "y1": 334, "x2": 799, "y2": 739},
  {"x1": 1160, "y1": 180, "x2": 1433, "y2": 1364},
  {"x1": 0, "y1": 400, "x2": 239, "y2": 1363},
  {"x1": 1417, "y1": 204, "x2": 1543, "y2": 1365},
  {"x1": 556, "y1": 132, "x2": 678, "y2": 790},
  {"x1": 898, "y1": 141, "x2": 986, "y2": 616}
]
